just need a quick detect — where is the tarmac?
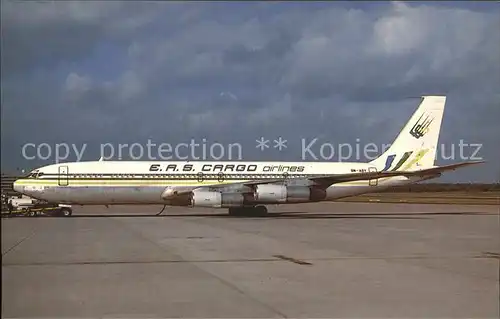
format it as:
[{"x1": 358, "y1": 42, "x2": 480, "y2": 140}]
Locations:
[{"x1": 2, "y1": 202, "x2": 499, "y2": 318}]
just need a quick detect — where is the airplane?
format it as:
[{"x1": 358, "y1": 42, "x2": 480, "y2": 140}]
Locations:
[{"x1": 13, "y1": 95, "x2": 484, "y2": 216}]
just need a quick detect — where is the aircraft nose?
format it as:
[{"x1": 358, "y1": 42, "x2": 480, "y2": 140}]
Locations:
[{"x1": 13, "y1": 180, "x2": 24, "y2": 193}]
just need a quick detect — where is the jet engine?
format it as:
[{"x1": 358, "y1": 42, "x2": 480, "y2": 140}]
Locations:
[
  {"x1": 191, "y1": 191, "x2": 254, "y2": 208},
  {"x1": 254, "y1": 184, "x2": 326, "y2": 203}
]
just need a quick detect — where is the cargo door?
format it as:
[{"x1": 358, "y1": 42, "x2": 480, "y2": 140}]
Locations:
[{"x1": 368, "y1": 167, "x2": 378, "y2": 186}]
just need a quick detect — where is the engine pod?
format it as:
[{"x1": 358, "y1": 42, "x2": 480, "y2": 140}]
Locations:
[
  {"x1": 255, "y1": 185, "x2": 326, "y2": 203},
  {"x1": 191, "y1": 191, "x2": 251, "y2": 208}
]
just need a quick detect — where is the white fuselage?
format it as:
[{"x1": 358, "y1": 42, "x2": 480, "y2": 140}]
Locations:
[
  {"x1": 13, "y1": 160, "x2": 416, "y2": 206},
  {"x1": 12, "y1": 96, "x2": 452, "y2": 209}
]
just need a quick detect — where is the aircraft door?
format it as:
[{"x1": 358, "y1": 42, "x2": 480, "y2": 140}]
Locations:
[
  {"x1": 58, "y1": 165, "x2": 69, "y2": 186},
  {"x1": 368, "y1": 167, "x2": 378, "y2": 186}
]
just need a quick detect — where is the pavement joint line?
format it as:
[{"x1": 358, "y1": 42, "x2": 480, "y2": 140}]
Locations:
[
  {"x1": 2, "y1": 258, "x2": 281, "y2": 267},
  {"x1": 1, "y1": 229, "x2": 37, "y2": 257},
  {"x1": 109, "y1": 218, "x2": 289, "y2": 319},
  {"x1": 273, "y1": 254, "x2": 313, "y2": 266},
  {"x1": 3, "y1": 254, "x2": 491, "y2": 267},
  {"x1": 481, "y1": 252, "x2": 500, "y2": 259}
]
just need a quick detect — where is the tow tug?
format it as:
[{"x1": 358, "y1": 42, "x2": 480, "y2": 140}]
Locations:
[{"x1": 1, "y1": 196, "x2": 73, "y2": 218}]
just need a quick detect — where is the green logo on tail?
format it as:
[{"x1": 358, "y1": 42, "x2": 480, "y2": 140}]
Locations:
[{"x1": 410, "y1": 114, "x2": 433, "y2": 139}]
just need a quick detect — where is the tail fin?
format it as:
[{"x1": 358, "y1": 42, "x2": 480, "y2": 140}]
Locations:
[{"x1": 370, "y1": 96, "x2": 446, "y2": 172}]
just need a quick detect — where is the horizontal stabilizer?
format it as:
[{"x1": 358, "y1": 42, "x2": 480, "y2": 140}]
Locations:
[
  {"x1": 401, "y1": 160, "x2": 486, "y2": 177},
  {"x1": 311, "y1": 160, "x2": 485, "y2": 185}
]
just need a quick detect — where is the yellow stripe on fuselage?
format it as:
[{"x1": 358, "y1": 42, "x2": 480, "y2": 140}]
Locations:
[{"x1": 15, "y1": 178, "x2": 389, "y2": 187}]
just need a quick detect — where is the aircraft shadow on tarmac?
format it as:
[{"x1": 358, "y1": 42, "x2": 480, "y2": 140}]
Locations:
[{"x1": 63, "y1": 211, "x2": 493, "y2": 220}]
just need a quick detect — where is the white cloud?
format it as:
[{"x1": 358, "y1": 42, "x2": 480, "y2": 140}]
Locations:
[
  {"x1": 116, "y1": 71, "x2": 144, "y2": 102},
  {"x1": 65, "y1": 72, "x2": 92, "y2": 94},
  {"x1": 371, "y1": 2, "x2": 429, "y2": 56},
  {"x1": 282, "y1": 1, "x2": 499, "y2": 97}
]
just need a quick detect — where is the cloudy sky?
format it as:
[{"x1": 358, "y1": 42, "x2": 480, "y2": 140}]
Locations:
[{"x1": 1, "y1": 1, "x2": 499, "y2": 182}]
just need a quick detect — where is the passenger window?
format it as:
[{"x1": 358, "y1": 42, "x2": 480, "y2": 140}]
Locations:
[
  {"x1": 217, "y1": 172, "x2": 225, "y2": 182},
  {"x1": 197, "y1": 172, "x2": 204, "y2": 182}
]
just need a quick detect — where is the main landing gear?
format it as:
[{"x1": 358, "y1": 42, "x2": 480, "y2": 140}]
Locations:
[{"x1": 228, "y1": 205, "x2": 268, "y2": 216}]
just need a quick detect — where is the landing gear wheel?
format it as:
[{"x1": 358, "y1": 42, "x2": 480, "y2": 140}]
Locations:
[
  {"x1": 59, "y1": 207, "x2": 72, "y2": 217},
  {"x1": 228, "y1": 207, "x2": 246, "y2": 216},
  {"x1": 228, "y1": 206, "x2": 268, "y2": 217},
  {"x1": 255, "y1": 205, "x2": 268, "y2": 216}
]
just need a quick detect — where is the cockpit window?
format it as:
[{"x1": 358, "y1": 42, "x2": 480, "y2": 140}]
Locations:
[{"x1": 26, "y1": 172, "x2": 44, "y2": 178}]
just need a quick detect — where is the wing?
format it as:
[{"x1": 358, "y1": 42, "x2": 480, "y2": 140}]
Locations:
[
  {"x1": 214, "y1": 160, "x2": 485, "y2": 188},
  {"x1": 161, "y1": 161, "x2": 485, "y2": 198}
]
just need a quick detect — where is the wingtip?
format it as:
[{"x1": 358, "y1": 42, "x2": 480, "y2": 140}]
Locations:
[{"x1": 467, "y1": 160, "x2": 486, "y2": 165}]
